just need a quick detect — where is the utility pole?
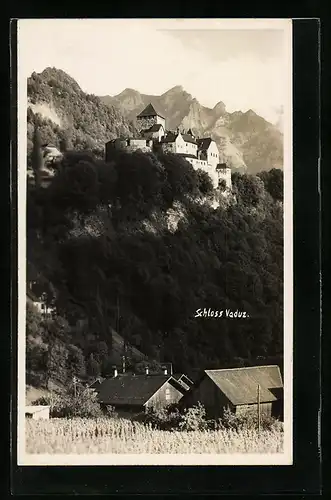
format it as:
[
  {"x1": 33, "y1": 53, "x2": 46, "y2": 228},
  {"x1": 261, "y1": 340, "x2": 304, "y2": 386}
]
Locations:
[
  {"x1": 73, "y1": 376, "x2": 77, "y2": 398},
  {"x1": 257, "y1": 384, "x2": 261, "y2": 434}
]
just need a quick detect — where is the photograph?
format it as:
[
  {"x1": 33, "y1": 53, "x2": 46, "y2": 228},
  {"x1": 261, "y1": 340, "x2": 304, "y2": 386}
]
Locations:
[{"x1": 17, "y1": 18, "x2": 293, "y2": 465}]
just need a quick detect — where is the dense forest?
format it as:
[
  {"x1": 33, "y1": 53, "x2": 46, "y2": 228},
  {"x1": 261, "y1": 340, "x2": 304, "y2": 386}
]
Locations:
[{"x1": 26, "y1": 119, "x2": 284, "y2": 386}]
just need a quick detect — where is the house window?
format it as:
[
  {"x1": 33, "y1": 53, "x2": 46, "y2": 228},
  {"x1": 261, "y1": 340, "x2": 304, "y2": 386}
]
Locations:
[{"x1": 165, "y1": 388, "x2": 171, "y2": 401}]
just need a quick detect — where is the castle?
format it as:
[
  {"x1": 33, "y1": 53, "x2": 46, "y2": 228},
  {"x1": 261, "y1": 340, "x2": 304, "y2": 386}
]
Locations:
[{"x1": 105, "y1": 103, "x2": 232, "y2": 191}]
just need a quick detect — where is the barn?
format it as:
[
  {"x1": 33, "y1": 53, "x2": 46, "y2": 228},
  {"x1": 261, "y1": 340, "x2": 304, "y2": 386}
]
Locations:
[
  {"x1": 180, "y1": 365, "x2": 283, "y2": 420},
  {"x1": 97, "y1": 372, "x2": 186, "y2": 415},
  {"x1": 25, "y1": 405, "x2": 50, "y2": 420}
]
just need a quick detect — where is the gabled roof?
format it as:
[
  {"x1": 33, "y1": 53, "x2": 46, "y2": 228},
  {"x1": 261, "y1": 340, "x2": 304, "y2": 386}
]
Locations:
[
  {"x1": 88, "y1": 377, "x2": 105, "y2": 390},
  {"x1": 97, "y1": 374, "x2": 180, "y2": 406},
  {"x1": 197, "y1": 138, "x2": 213, "y2": 151},
  {"x1": 205, "y1": 365, "x2": 283, "y2": 406},
  {"x1": 216, "y1": 162, "x2": 231, "y2": 170},
  {"x1": 161, "y1": 132, "x2": 178, "y2": 144},
  {"x1": 181, "y1": 134, "x2": 198, "y2": 145},
  {"x1": 25, "y1": 405, "x2": 50, "y2": 413},
  {"x1": 145, "y1": 123, "x2": 164, "y2": 133},
  {"x1": 137, "y1": 103, "x2": 165, "y2": 119}
]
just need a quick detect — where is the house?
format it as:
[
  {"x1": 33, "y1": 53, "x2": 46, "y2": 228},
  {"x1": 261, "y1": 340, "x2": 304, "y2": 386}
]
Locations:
[
  {"x1": 97, "y1": 367, "x2": 186, "y2": 414},
  {"x1": 42, "y1": 143, "x2": 63, "y2": 164},
  {"x1": 197, "y1": 138, "x2": 219, "y2": 169},
  {"x1": 25, "y1": 405, "x2": 50, "y2": 420},
  {"x1": 180, "y1": 365, "x2": 283, "y2": 420}
]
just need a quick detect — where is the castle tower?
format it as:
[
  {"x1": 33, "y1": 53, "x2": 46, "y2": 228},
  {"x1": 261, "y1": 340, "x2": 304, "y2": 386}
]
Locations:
[{"x1": 136, "y1": 103, "x2": 166, "y2": 132}]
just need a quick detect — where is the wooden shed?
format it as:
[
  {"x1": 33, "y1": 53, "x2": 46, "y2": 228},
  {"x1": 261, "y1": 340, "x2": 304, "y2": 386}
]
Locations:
[
  {"x1": 97, "y1": 373, "x2": 185, "y2": 414},
  {"x1": 25, "y1": 405, "x2": 50, "y2": 420},
  {"x1": 180, "y1": 365, "x2": 283, "y2": 420}
]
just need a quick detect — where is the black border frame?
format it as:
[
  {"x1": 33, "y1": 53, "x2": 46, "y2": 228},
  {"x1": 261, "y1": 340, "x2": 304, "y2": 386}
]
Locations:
[{"x1": 9, "y1": 18, "x2": 321, "y2": 495}]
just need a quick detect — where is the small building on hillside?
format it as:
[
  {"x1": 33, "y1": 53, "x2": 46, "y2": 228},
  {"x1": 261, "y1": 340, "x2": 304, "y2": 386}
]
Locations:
[
  {"x1": 25, "y1": 405, "x2": 50, "y2": 420},
  {"x1": 180, "y1": 365, "x2": 283, "y2": 420},
  {"x1": 97, "y1": 369, "x2": 186, "y2": 415},
  {"x1": 42, "y1": 143, "x2": 63, "y2": 164}
]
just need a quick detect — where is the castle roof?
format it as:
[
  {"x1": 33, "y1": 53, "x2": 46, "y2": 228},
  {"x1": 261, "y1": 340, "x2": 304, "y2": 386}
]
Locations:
[
  {"x1": 182, "y1": 134, "x2": 197, "y2": 145},
  {"x1": 145, "y1": 123, "x2": 164, "y2": 133},
  {"x1": 161, "y1": 131, "x2": 197, "y2": 145},
  {"x1": 197, "y1": 138, "x2": 213, "y2": 151},
  {"x1": 137, "y1": 103, "x2": 165, "y2": 119},
  {"x1": 177, "y1": 153, "x2": 198, "y2": 159},
  {"x1": 216, "y1": 162, "x2": 231, "y2": 170},
  {"x1": 161, "y1": 132, "x2": 178, "y2": 143}
]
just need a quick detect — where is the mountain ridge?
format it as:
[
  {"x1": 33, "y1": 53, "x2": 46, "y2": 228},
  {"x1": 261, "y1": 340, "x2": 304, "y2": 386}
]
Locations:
[{"x1": 100, "y1": 86, "x2": 283, "y2": 174}]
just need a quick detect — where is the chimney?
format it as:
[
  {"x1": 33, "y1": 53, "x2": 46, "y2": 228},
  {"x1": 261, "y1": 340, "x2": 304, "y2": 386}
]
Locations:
[
  {"x1": 145, "y1": 366, "x2": 149, "y2": 375},
  {"x1": 113, "y1": 367, "x2": 118, "y2": 378}
]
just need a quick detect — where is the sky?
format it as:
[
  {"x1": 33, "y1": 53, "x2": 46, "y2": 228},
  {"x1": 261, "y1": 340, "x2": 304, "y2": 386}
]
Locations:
[{"x1": 18, "y1": 19, "x2": 292, "y2": 125}]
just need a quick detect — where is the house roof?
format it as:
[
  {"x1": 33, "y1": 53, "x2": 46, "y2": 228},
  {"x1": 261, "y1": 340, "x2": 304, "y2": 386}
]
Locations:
[
  {"x1": 25, "y1": 405, "x2": 50, "y2": 413},
  {"x1": 181, "y1": 134, "x2": 198, "y2": 145},
  {"x1": 145, "y1": 124, "x2": 164, "y2": 133},
  {"x1": 26, "y1": 288, "x2": 40, "y2": 303},
  {"x1": 216, "y1": 162, "x2": 230, "y2": 170},
  {"x1": 137, "y1": 103, "x2": 165, "y2": 119},
  {"x1": 88, "y1": 377, "x2": 105, "y2": 390},
  {"x1": 205, "y1": 365, "x2": 283, "y2": 406},
  {"x1": 172, "y1": 374, "x2": 194, "y2": 391},
  {"x1": 97, "y1": 374, "x2": 176, "y2": 406},
  {"x1": 177, "y1": 153, "x2": 198, "y2": 160},
  {"x1": 161, "y1": 132, "x2": 178, "y2": 144},
  {"x1": 197, "y1": 138, "x2": 213, "y2": 151},
  {"x1": 179, "y1": 374, "x2": 194, "y2": 386}
]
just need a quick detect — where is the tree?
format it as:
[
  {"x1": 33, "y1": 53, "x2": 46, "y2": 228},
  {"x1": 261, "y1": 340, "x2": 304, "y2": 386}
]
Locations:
[
  {"x1": 86, "y1": 353, "x2": 101, "y2": 378},
  {"x1": 196, "y1": 169, "x2": 214, "y2": 196},
  {"x1": 257, "y1": 168, "x2": 283, "y2": 202},
  {"x1": 31, "y1": 124, "x2": 44, "y2": 187},
  {"x1": 66, "y1": 344, "x2": 86, "y2": 379}
]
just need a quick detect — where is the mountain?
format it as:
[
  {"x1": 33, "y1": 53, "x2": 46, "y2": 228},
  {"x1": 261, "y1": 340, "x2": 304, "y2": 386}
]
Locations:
[
  {"x1": 26, "y1": 67, "x2": 138, "y2": 162},
  {"x1": 100, "y1": 87, "x2": 283, "y2": 174}
]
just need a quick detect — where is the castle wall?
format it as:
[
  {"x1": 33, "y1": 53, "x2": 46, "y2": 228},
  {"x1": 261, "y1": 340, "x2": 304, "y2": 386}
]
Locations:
[
  {"x1": 185, "y1": 157, "x2": 218, "y2": 189},
  {"x1": 124, "y1": 139, "x2": 152, "y2": 153},
  {"x1": 217, "y1": 166, "x2": 232, "y2": 191},
  {"x1": 183, "y1": 140, "x2": 198, "y2": 156}
]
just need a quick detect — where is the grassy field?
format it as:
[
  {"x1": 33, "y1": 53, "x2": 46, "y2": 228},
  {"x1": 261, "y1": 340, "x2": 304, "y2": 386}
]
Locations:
[{"x1": 26, "y1": 417, "x2": 284, "y2": 454}]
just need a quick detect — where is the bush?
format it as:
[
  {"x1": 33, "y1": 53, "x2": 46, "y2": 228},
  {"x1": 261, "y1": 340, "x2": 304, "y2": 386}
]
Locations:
[
  {"x1": 33, "y1": 386, "x2": 103, "y2": 418},
  {"x1": 141, "y1": 405, "x2": 182, "y2": 431},
  {"x1": 219, "y1": 407, "x2": 283, "y2": 432},
  {"x1": 178, "y1": 402, "x2": 207, "y2": 432},
  {"x1": 140, "y1": 403, "x2": 207, "y2": 432}
]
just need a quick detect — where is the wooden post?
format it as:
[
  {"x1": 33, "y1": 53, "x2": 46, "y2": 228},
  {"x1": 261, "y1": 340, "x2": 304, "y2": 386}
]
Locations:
[{"x1": 257, "y1": 384, "x2": 261, "y2": 434}]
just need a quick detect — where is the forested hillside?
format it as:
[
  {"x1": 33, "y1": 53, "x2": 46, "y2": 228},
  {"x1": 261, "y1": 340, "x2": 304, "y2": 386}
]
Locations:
[
  {"x1": 26, "y1": 67, "x2": 138, "y2": 167},
  {"x1": 27, "y1": 129, "x2": 284, "y2": 386}
]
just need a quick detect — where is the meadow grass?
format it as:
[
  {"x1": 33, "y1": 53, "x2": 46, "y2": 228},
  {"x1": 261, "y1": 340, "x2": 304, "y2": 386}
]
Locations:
[{"x1": 26, "y1": 417, "x2": 284, "y2": 454}]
